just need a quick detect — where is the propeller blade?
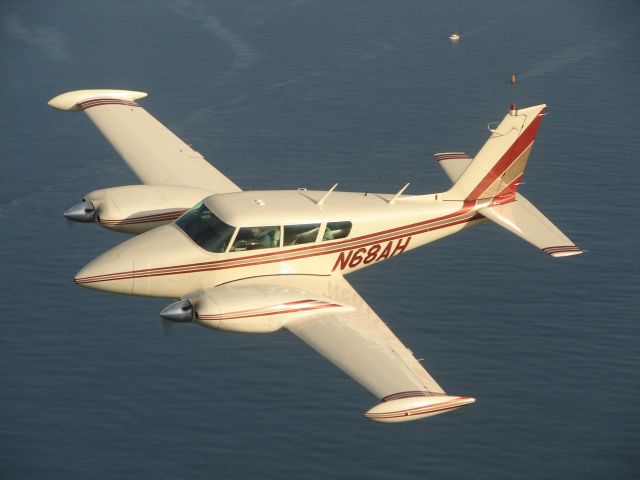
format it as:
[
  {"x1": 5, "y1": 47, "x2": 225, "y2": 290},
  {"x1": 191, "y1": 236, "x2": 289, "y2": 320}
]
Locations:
[{"x1": 161, "y1": 316, "x2": 175, "y2": 336}]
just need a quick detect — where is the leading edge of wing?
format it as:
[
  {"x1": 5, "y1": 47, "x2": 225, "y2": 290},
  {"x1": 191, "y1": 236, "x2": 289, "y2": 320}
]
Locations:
[{"x1": 48, "y1": 89, "x2": 241, "y2": 193}]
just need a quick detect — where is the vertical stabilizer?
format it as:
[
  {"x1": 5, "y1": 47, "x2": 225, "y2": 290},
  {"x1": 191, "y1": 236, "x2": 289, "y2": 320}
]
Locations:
[{"x1": 441, "y1": 104, "x2": 546, "y2": 204}]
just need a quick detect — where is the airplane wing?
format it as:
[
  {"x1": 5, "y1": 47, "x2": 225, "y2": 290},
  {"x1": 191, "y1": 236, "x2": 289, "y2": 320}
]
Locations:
[
  {"x1": 207, "y1": 275, "x2": 473, "y2": 422},
  {"x1": 285, "y1": 275, "x2": 445, "y2": 398},
  {"x1": 48, "y1": 89, "x2": 241, "y2": 192}
]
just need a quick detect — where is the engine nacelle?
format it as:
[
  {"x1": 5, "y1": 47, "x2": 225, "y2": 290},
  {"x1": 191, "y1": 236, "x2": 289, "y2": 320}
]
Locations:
[
  {"x1": 81, "y1": 185, "x2": 213, "y2": 234},
  {"x1": 189, "y1": 283, "x2": 345, "y2": 334}
]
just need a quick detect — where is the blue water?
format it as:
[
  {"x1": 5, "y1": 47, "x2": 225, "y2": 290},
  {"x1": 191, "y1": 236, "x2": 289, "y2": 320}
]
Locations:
[{"x1": 1, "y1": 1, "x2": 639, "y2": 478}]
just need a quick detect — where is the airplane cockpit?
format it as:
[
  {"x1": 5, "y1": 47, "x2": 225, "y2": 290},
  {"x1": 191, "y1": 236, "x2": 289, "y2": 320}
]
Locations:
[
  {"x1": 175, "y1": 201, "x2": 235, "y2": 252},
  {"x1": 176, "y1": 201, "x2": 352, "y2": 253}
]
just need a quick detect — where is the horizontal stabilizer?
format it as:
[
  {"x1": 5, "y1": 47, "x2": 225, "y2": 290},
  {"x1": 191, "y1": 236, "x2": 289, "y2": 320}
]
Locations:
[
  {"x1": 479, "y1": 193, "x2": 583, "y2": 257},
  {"x1": 434, "y1": 152, "x2": 472, "y2": 183}
]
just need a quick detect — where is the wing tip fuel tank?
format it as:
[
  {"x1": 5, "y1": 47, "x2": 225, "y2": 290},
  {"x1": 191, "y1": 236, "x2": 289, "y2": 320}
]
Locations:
[
  {"x1": 48, "y1": 89, "x2": 148, "y2": 111},
  {"x1": 364, "y1": 395, "x2": 475, "y2": 423}
]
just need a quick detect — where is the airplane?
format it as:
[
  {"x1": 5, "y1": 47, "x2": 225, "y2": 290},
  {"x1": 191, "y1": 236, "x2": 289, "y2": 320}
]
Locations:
[{"x1": 49, "y1": 89, "x2": 583, "y2": 423}]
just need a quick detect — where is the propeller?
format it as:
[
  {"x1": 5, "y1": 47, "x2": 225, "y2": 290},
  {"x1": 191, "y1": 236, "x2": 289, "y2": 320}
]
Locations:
[
  {"x1": 64, "y1": 200, "x2": 96, "y2": 223},
  {"x1": 159, "y1": 299, "x2": 194, "y2": 335},
  {"x1": 161, "y1": 317, "x2": 175, "y2": 335}
]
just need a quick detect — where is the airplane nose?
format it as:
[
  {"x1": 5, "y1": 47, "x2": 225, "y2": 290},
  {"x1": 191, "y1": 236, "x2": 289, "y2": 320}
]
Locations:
[
  {"x1": 74, "y1": 249, "x2": 134, "y2": 295},
  {"x1": 72, "y1": 224, "x2": 199, "y2": 298}
]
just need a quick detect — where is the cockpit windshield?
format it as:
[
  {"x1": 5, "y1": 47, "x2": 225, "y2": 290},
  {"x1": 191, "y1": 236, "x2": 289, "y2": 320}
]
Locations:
[{"x1": 175, "y1": 202, "x2": 235, "y2": 253}]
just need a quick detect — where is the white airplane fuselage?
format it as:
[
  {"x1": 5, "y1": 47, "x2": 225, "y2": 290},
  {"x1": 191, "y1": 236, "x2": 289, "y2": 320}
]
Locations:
[{"x1": 75, "y1": 189, "x2": 484, "y2": 299}]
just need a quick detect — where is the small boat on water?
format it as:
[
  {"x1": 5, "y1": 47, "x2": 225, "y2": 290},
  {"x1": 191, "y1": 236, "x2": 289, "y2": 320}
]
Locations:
[{"x1": 449, "y1": 32, "x2": 460, "y2": 41}]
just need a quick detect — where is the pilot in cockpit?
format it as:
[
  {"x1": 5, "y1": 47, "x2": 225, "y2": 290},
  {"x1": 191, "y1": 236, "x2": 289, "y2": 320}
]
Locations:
[
  {"x1": 231, "y1": 226, "x2": 280, "y2": 251},
  {"x1": 249, "y1": 227, "x2": 274, "y2": 248}
]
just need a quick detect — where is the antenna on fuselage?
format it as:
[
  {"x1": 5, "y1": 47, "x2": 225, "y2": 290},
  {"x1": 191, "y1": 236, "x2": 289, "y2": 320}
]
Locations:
[
  {"x1": 388, "y1": 182, "x2": 410, "y2": 205},
  {"x1": 317, "y1": 183, "x2": 338, "y2": 206}
]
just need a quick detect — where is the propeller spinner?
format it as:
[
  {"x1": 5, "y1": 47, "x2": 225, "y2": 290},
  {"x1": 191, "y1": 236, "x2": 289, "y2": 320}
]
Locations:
[
  {"x1": 160, "y1": 299, "x2": 194, "y2": 334},
  {"x1": 64, "y1": 200, "x2": 96, "y2": 222}
]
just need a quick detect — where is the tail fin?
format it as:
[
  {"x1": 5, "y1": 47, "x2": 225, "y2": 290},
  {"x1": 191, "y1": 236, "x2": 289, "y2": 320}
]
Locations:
[{"x1": 441, "y1": 104, "x2": 546, "y2": 204}]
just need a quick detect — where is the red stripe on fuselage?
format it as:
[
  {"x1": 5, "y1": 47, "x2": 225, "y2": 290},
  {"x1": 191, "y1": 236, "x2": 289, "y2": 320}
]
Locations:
[
  {"x1": 75, "y1": 211, "x2": 483, "y2": 284},
  {"x1": 78, "y1": 201, "x2": 478, "y2": 281}
]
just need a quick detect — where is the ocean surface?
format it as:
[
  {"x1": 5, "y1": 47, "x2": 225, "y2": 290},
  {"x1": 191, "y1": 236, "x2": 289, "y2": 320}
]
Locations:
[{"x1": 1, "y1": 1, "x2": 639, "y2": 478}]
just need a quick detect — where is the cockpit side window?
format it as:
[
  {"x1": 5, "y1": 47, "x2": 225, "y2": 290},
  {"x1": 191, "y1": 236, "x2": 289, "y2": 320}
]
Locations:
[
  {"x1": 283, "y1": 223, "x2": 321, "y2": 246},
  {"x1": 231, "y1": 226, "x2": 281, "y2": 252},
  {"x1": 175, "y1": 202, "x2": 235, "y2": 253},
  {"x1": 322, "y1": 221, "x2": 352, "y2": 241}
]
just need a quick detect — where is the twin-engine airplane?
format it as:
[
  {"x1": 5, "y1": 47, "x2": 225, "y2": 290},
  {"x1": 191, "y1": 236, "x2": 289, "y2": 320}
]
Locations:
[{"x1": 49, "y1": 89, "x2": 582, "y2": 423}]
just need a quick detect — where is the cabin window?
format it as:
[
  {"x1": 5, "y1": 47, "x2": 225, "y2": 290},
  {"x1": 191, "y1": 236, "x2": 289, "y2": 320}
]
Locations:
[
  {"x1": 322, "y1": 221, "x2": 352, "y2": 241},
  {"x1": 283, "y1": 223, "x2": 321, "y2": 246},
  {"x1": 231, "y1": 226, "x2": 281, "y2": 251},
  {"x1": 175, "y1": 202, "x2": 235, "y2": 253}
]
